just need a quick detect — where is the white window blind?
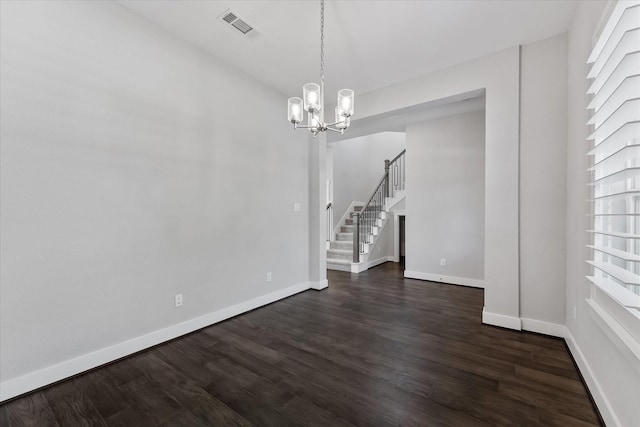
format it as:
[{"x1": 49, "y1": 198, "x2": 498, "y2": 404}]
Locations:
[{"x1": 587, "y1": 0, "x2": 640, "y2": 316}]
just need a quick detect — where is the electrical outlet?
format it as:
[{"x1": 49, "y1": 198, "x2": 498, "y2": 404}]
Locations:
[
  {"x1": 294, "y1": 202, "x2": 301, "y2": 212},
  {"x1": 174, "y1": 294, "x2": 183, "y2": 308},
  {"x1": 266, "y1": 272, "x2": 272, "y2": 282},
  {"x1": 440, "y1": 258, "x2": 447, "y2": 266},
  {"x1": 573, "y1": 306, "x2": 577, "y2": 322}
]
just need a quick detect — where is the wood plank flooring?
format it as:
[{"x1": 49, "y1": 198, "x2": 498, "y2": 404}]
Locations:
[{"x1": 0, "y1": 262, "x2": 602, "y2": 426}]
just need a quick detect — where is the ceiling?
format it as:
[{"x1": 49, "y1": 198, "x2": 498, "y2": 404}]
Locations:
[{"x1": 117, "y1": 0, "x2": 579, "y2": 102}]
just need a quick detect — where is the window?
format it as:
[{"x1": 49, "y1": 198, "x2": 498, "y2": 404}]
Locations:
[{"x1": 586, "y1": 0, "x2": 640, "y2": 342}]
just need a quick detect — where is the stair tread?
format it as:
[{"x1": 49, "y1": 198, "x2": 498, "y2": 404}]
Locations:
[{"x1": 327, "y1": 249, "x2": 352, "y2": 254}]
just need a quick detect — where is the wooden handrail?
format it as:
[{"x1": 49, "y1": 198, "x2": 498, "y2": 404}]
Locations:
[
  {"x1": 362, "y1": 174, "x2": 387, "y2": 209},
  {"x1": 389, "y1": 149, "x2": 406, "y2": 165}
]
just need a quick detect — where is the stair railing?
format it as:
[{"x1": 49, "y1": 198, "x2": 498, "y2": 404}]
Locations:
[
  {"x1": 385, "y1": 149, "x2": 406, "y2": 198},
  {"x1": 353, "y1": 175, "x2": 387, "y2": 262},
  {"x1": 352, "y1": 149, "x2": 406, "y2": 263}
]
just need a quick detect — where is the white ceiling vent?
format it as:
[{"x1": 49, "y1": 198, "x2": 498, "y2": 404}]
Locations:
[{"x1": 219, "y1": 10, "x2": 255, "y2": 36}]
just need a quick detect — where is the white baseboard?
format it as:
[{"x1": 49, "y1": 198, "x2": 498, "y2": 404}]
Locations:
[
  {"x1": 404, "y1": 270, "x2": 485, "y2": 289},
  {"x1": 482, "y1": 307, "x2": 522, "y2": 330},
  {"x1": 520, "y1": 318, "x2": 565, "y2": 338},
  {"x1": 565, "y1": 328, "x2": 620, "y2": 427},
  {"x1": 350, "y1": 256, "x2": 395, "y2": 273},
  {"x1": 351, "y1": 262, "x2": 364, "y2": 273},
  {"x1": 309, "y1": 279, "x2": 328, "y2": 290},
  {"x1": 367, "y1": 256, "x2": 394, "y2": 269},
  {"x1": 0, "y1": 281, "x2": 311, "y2": 402}
]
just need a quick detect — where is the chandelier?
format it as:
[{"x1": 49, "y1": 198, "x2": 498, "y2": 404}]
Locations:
[{"x1": 287, "y1": 0, "x2": 354, "y2": 137}]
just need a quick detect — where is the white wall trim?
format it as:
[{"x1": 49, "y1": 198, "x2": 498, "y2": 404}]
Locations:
[
  {"x1": 0, "y1": 281, "x2": 311, "y2": 402},
  {"x1": 565, "y1": 327, "x2": 621, "y2": 427},
  {"x1": 385, "y1": 192, "x2": 406, "y2": 212},
  {"x1": 393, "y1": 211, "x2": 406, "y2": 262},
  {"x1": 520, "y1": 318, "x2": 565, "y2": 338},
  {"x1": 404, "y1": 270, "x2": 485, "y2": 289},
  {"x1": 351, "y1": 262, "x2": 364, "y2": 273},
  {"x1": 481, "y1": 307, "x2": 522, "y2": 330},
  {"x1": 362, "y1": 216, "x2": 389, "y2": 258},
  {"x1": 309, "y1": 280, "x2": 328, "y2": 290},
  {"x1": 586, "y1": 298, "x2": 640, "y2": 375}
]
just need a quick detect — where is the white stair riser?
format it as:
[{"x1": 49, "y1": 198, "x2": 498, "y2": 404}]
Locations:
[
  {"x1": 327, "y1": 250, "x2": 352, "y2": 261},
  {"x1": 327, "y1": 262, "x2": 351, "y2": 272}
]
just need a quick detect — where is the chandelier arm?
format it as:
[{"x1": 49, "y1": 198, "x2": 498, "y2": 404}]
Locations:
[{"x1": 325, "y1": 126, "x2": 345, "y2": 134}]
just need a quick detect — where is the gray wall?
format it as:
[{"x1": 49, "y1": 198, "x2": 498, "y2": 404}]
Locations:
[
  {"x1": 0, "y1": 0, "x2": 309, "y2": 389},
  {"x1": 405, "y1": 110, "x2": 486, "y2": 281},
  {"x1": 330, "y1": 132, "x2": 405, "y2": 228},
  {"x1": 308, "y1": 135, "x2": 327, "y2": 285},
  {"x1": 520, "y1": 33, "x2": 568, "y2": 326}
]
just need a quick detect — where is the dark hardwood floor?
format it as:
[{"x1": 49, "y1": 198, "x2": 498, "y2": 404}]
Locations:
[{"x1": 1, "y1": 261, "x2": 602, "y2": 426}]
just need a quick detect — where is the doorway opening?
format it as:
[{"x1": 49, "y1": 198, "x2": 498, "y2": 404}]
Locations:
[{"x1": 399, "y1": 215, "x2": 405, "y2": 266}]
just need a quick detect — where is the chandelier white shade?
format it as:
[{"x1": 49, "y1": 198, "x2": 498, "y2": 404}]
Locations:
[
  {"x1": 338, "y1": 89, "x2": 354, "y2": 116},
  {"x1": 287, "y1": 0, "x2": 354, "y2": 136},
  {"x1": 287, "y1": 97, "x2": 303, "y2": 123}
]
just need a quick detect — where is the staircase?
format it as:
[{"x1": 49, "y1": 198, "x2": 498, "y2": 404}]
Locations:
[
  {"x1": 327, "y1": 149, "x2": 406, "y2": 273},
  {"x1": 326, "y1": 206, "x2": 361, "y2": 272}
]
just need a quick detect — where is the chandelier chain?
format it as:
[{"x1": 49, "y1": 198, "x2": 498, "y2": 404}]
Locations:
[
  {"x1": 286, "y1": 0, "x2": 352, "y2": 136},
  {"x1": 320, "y1": 0, "x2": 325, "y2": 93}
]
